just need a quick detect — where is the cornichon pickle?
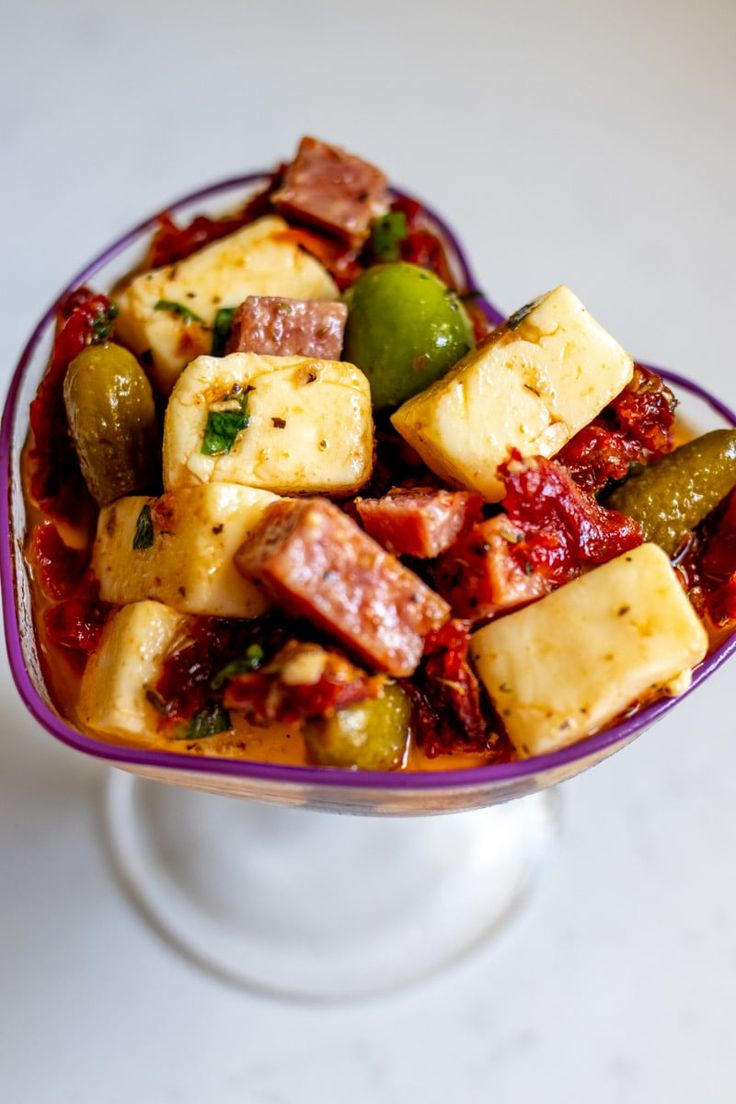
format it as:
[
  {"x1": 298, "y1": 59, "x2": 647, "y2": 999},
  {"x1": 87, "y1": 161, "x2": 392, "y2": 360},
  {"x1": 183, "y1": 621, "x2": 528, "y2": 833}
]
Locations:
[
  {"x1": 607, "y1": 429, "x2": 736, "y2": 555},
  {"x1": 63, "y1": 343, "x2": 159, "y2": 505},
  {"x1": 343, "y1": 262, "x2": 474, "y2": 409},
  {"x1": 303, "y1": 683, "x2": 411, "y2": 770}
]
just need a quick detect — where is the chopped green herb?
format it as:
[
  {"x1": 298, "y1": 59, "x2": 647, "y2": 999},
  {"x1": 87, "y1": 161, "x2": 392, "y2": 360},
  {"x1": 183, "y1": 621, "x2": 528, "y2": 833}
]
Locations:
[
  {"x1": 154, "y1": 299, "x2": 205, "y2": 324},
  {"x1": 132, "y1": 504, "x2": 154, "y2": 550},
  {"x1": 211, "y1": 644, "x2": 265, "y2": 690},
  {"x1": 173, "y1": 702, "x2": 232, "y2": 741},
  {"x1": 370, "y1": 211, "x2": 408, "y2": 261},
  {"x1": 201, "y1": 391, "x2": 250, "y2": 455},
  {"x1": 211, "y1": 307, "x2": 236, "y2": 356},
  {"x1": 91, "y1": 302, "x2": 119, "y2": 344}
]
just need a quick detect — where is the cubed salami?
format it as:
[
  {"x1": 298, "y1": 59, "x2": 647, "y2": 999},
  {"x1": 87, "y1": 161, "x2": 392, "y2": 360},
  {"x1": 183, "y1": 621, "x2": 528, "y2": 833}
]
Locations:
[
  {"x1": 355, "y1": 487, "x2": 482, "y2": 558},
  {"x1": 227, "y1": 296, "x2": 348, "y2": 360},
  {"x1": 273, "y1": 137, "x2": 388, "y2": 248},
  {"x1": 235, "y1": 498, "x2": 450, "y2": 676}
]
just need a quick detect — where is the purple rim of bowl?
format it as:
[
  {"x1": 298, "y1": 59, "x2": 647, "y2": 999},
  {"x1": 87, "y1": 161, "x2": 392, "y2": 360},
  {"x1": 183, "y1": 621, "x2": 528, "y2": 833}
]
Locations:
[{"x1": 2, "y1": 172, "x2": 735, "y2": 792}]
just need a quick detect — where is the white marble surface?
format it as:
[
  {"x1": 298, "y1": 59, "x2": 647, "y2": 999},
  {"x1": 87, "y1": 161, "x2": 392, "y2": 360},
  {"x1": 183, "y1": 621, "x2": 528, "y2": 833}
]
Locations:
[{"x1": 2, "y1": 0, "x2": 736, "y2": 1099}]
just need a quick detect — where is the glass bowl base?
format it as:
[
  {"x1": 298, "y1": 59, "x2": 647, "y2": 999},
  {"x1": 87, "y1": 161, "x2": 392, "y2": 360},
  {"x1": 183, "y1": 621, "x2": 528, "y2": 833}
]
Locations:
[{"x1": 104, "y1": 770, "x2": 560, "y2": 999}]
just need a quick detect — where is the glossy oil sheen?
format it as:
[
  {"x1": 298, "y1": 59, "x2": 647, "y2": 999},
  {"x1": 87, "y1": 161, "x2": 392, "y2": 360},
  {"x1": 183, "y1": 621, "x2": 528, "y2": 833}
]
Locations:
[{"x1": 2, "y1": 173, "x2": 736, "y2": 814}]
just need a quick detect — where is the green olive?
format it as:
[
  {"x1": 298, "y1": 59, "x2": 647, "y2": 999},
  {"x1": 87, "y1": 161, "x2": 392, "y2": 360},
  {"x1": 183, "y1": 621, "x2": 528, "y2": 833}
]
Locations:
[
  {"x1": 63, "y1": 343, "x2": 159, "y2": 506},
  {"x1": 606, "y1": 429, "x2": 736, "y2": 555},
  {"x1": 303, "y1": 683, "x2": 411, "y2": 770},
  {"x1": 343, "y1": 262, "x2": 474, "y2": 409}
]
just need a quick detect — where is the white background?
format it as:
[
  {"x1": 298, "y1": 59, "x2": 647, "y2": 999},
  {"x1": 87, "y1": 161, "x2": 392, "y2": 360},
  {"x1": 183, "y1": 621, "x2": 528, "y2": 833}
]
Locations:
[{"x1": 2, "y1": 1, "x2": 736, "y2": 1100}]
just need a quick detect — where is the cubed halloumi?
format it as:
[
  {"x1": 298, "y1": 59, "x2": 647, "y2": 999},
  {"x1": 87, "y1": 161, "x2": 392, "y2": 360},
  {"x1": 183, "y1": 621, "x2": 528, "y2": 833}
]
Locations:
[
  {"x1": 391, "y1": 286, "x2": 634, "y2": 501},
  {"x1": 93, "y1": 484, "x2": 277, "y2": 617},
  {"x1": 78, "y1": 601, "x2": 187, "y2": 740},
  {"x1": 163, "y1": 352, "x2": 373, "y2": 495},
  {"x1": 471, "y1": 543, "x2": 708, "y2": 758},
  {"x1": 115, "y1": 215, "x2": 339, "y2": 393}
]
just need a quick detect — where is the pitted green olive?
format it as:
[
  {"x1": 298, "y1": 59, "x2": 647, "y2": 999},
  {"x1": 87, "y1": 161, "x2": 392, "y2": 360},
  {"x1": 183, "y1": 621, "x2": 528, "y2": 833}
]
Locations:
[
  {"x1": 304, "y1": 683, "x2": 411, "y2": 770},
  {"x1": 343, "y1": 262, "x2": 474, "y2": 409}
]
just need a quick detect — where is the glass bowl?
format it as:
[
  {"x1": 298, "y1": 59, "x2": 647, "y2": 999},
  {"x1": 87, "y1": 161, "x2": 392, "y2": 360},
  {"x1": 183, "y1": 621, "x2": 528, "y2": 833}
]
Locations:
[{"x1": 2, "y1": 173, "x2": 735, "y2": 996}]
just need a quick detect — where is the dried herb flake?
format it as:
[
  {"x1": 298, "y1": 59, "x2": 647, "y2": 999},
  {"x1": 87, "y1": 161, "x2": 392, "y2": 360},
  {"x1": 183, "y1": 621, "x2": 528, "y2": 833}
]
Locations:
[{"x1": 132, "y1": 504, "x2": 154, "y2": 550}]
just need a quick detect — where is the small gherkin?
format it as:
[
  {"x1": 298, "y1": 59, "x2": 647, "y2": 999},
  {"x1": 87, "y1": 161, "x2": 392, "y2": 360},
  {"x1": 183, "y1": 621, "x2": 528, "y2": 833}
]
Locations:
[{"x1": 606, "y1": 429, "x2": 736, "y2": 555}]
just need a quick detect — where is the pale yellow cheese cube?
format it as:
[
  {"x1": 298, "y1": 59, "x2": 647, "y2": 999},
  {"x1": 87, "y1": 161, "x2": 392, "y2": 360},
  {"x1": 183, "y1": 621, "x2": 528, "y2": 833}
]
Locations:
[
  {"x1": 392, "y1": 285, "x2": 634, "y2": 501},
  {"x1": 116, "y1": 215, "x2": 339, "y2": 393},
  {"x1": 471, "y1": 543, "x2": 708, "y2": 758},
  {"x1": 93, "y1": 484, "x2": 277, "y2": 617},
  {"x1": 163, "y1": 352, "x2": 373, "y2": 495},
  {"x1": 78, "y1": 601, "x2": 187, "y2": 740}
]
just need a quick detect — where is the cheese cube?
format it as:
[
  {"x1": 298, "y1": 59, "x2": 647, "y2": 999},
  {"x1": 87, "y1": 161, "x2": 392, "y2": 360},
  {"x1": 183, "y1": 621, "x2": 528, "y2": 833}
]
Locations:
[
  {"x1": 115, "y1": 215, "x2": 339, "y2": 393},
  {"x1": 163, "y1": 352, "x2": 373, "y2": 495},
  {"x1": 93, "y1": 484, "x2": 278, "y2": 617},
  {"x1": 78, "y1": 601, "x2": 186, "y2": 740},
  {"x1": 392, "y1": 286, "x2": 634, "y2": 501},
  {"x1": 471, "y1": 543, "x2": 708, "y2": 758}
]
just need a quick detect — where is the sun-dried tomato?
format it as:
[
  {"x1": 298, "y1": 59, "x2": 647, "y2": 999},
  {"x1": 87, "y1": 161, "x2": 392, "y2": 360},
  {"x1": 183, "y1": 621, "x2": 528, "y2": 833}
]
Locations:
[
  {"x1": 436, "y1": 454, "x2": 643, "y2": 621},
  {"x1": 684, "y1": 490, "x2": 736, "y2": 628},
  {"x1": 501, "y1": 453, "x2": 644, "y2": 571},
  {"x1": 276, "y1": 227, "x2": 364, "y2": 291},
  {"x1": 153, "y1": 618, "x2": 262, "y2": 724},
  {"x1": 146, "y1": 176, "x2": 279, "y2": 269},
  {"x1": 555, "y1": 425, "x2": 641, "y2": 494},
  {"x1": 403, "y1": 620, "x2": 505, "y2": 758},
  {"x1": 28, "y1": 287, "x2": 115, "y2": 524},
  {"x1": 701, "y1": 491, "x2": 736, "y2": 581},
  {"x1": 43, "y1": 573, "x2": 109, "y2": 656},
  {"x1": 557, "y1": 366, "x2": 677, "y2": 492},
  {"x1": 224, "y1": 642, "x2": 384, "y2": 724},
  {"x1": 610, "y1": 365, "x2": 677, "y2": 455},
  {"x1": 387, "y1": 195, "x2": 457, "y2": 287},
  {"x1": 28, "y1": 522, "x2": 89, "y2": 601}
]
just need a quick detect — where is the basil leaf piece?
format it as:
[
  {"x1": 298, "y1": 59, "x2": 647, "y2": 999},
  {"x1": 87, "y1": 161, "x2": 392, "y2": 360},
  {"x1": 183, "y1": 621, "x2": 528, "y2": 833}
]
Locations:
[
  {"x1": 154, "y1": 299, "x2": 205, "y2": 324},
  {"x1": 211, "y1": 307, "x2": 236, "y2": 356},
  {"x1": 173, "y1": 702, "x2": 232, "y2": 741},
  {"x1": 91, "y1": 302, "x2": 119, "y2": 344},
  {"x1": 132, "y1": 504, "x2": 154, "y2": 550},
  {"x1": 211, "y1": 644, "x2": 265, "y2": 691},
  {"x1": 370, "y1": 211, "x2": 408, "y2": 261},
  {"x1": 201, "y1": 391, "x2": 250, "y2": 456}
]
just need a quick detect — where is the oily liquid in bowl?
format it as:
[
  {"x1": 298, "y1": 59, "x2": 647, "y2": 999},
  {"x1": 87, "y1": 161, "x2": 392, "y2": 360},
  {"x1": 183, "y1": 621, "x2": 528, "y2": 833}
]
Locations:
[{"x1": 7, "y1": 172, "x2": 736, "y2": 814}]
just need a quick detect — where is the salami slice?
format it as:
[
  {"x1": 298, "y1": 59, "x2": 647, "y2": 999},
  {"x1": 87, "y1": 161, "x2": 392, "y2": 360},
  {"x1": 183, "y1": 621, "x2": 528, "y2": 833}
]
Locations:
[{"x1": 235, "y1": 498, "x2": 449, "y2": 676}]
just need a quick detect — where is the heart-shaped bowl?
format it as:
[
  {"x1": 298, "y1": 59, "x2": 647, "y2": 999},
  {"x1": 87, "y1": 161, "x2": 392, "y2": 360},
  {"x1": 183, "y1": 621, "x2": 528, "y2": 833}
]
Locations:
[{"x1": 3, "y1": 172, "x2": 735, "y2": 816}]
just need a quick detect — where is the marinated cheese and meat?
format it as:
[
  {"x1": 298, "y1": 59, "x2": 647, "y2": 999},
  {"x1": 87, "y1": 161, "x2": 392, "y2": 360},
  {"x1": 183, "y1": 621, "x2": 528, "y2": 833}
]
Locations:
[{"x1": 23, "y1": 136, "x2": 736, "y2": 770}]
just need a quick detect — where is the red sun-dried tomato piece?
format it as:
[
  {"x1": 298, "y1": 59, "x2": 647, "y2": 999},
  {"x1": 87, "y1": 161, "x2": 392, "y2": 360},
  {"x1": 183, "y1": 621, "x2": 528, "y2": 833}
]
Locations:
[
  {"x1": 43, "y1": 574, "x2": 109, "y2": 656},
  {"x1": 224, "y1": 642, "x2": 384, "y2": 725},
  {"x1": 610, "y1": 364, "x2": 677, "y2": 455},
  {"x1": 401, "y1": 619, "x2": 505, "y2": 759},
  {"x1": 28, "y1": 522, "x2": 89, "y2": 601},
  {"x1": 557, "y1": 366, "x2": 677, "y2": 492},
  {"x1": 501, "y1": 452, "x2": 644, "y2": 570},
  {"x1": 436, "y1": 454, "x2": 644, "y2": 622},
  {"x1": 146, "y1": 176, "x2": 278, "y2": 269},
  {"x1": 556, "y1": 425, "x2": 641, "y2": 494}
]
